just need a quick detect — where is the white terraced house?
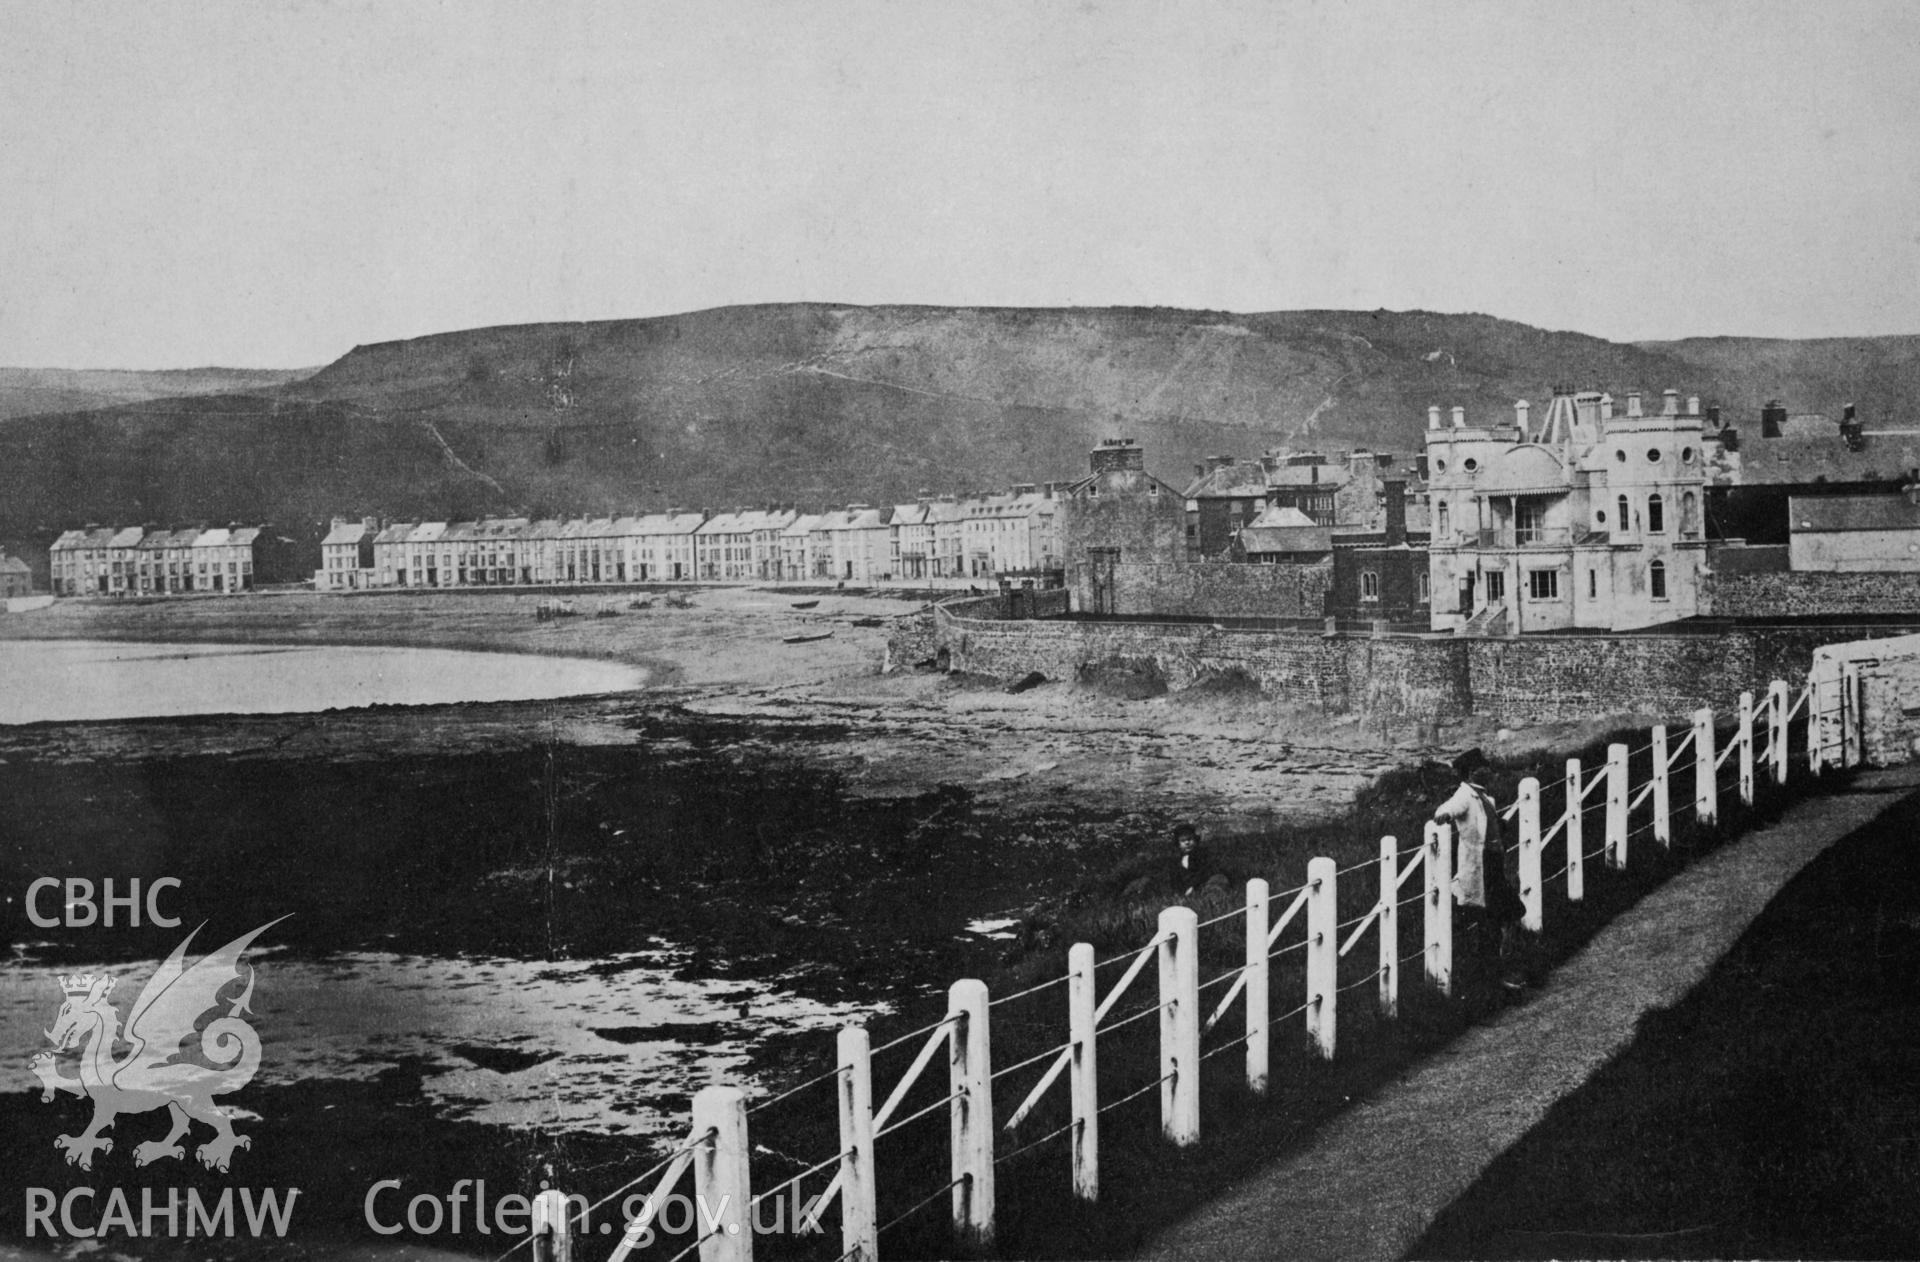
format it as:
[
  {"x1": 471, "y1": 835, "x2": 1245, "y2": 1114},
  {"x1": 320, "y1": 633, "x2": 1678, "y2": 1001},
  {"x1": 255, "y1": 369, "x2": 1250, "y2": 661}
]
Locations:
[{"x1": 319, "y1": 517, "x2": 377, "y2": 591}]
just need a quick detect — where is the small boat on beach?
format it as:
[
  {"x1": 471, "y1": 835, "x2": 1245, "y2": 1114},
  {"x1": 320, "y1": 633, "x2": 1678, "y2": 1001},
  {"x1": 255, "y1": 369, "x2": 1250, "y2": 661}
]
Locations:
[
  {"x1": 782, "y1": 630, "x2": 834, "y2": 644},
  {"x1": 790, "y1": 599, "x2": 820, "y2": 610}
]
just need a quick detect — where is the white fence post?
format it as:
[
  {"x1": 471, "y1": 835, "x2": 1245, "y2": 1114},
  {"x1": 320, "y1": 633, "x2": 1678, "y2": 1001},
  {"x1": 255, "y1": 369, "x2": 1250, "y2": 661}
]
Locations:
[
  {"x1": 1737, "y1": 690, "x2": 1756, "y2": 805},
  {"x1": 1424, "y1": 821, "x2": 1453, "y2": 996},
  {"x1": 1305, "y1": 856, "x2": 1337, "y2": 1060},
  {"x1": 1066, "y1": 944, "x2": 1098, "y2": 1203},
  {"x1": 1843, "y1": 661, "x2": 1863, "y2": 768},
  {"x1": 1807, "y1": 675, "x2": 1824, "y2": 777},
  {"x1": 1564, "y1": 758, "x2": 1584, "y2": 902},
  {"x1": 1377, "y1": 838, "x2": 1399, "y2": 1018},
  {"x1": 692, "y1": 1086, "x2": 752, "y2": 1262},
  {"x1": 836, "y1": 1029, "x2": 877, "y2": 1262},
  {"x1": 1768, "y1": 679, "x2": 1790, "y2": 787},
  {"x1": 1516, "y1": 778, "x2": 1542, "y2": 932},
  {"x1": 1651, "y1": 724, "x2": 1671, "y2": 848},
  {"x1": 1243, "y1": 879, "x2": 1270, "y2": 1093},
  {"x1": 531, "y1": 1189, "x2": 573, "y2": 1262},
  {"x1": 1694, "y1": 707, "x2": 1718, "y2": 826},
  {"x1": 1157, "y1": 907, "x2": 1200, "y2": 1146},
  {"x1": 1606, "y1": 742, "x2": 1628, "y2": 870},
  {"x1": 948, "y1": 979, "x2": 994, "y2": 1251}
]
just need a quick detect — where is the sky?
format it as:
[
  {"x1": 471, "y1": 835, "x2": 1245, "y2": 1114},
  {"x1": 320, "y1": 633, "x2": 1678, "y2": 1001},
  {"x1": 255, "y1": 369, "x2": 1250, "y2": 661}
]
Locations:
[{"x1": 4, "y1": 0, "x2": 1920, "y2": 368}]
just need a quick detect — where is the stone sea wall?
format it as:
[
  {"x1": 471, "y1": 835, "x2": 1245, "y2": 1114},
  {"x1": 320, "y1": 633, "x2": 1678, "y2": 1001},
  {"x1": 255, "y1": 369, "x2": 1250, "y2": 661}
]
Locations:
[{"x1": 917, "y1": 597, "x2": 1891, "y2": 725}]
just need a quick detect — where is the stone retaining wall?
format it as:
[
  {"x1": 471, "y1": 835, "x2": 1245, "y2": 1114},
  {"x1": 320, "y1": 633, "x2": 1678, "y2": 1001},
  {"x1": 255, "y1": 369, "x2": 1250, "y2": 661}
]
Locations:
[
  {"x1": 1072, "y1": 560, "x2": 1332, "y2": 619},
  {"x1": 922, "y1": 597, "x2": 1904, "y2": 725},
  {"x1": 1708, "y1": 570, "x2": 1920, "y2": 617},
  {"x1": 1463, "y1": 629, "x2": 1845, "y2": 726}
]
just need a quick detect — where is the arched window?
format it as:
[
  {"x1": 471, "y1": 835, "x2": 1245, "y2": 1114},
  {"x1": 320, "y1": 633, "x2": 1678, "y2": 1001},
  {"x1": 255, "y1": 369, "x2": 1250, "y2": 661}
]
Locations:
[
  {"x1": 1650, "y1": 559, "x2": 1667, "y2": 599},
  {"x1": 1682, "y1": 491, "x2": 1699, "y2": 535},
  {"x1": 1617, "y1": 495, "x2": 1631, "y2": 532},
  {"x1": 1437, "y1": 501, "x2": 1450, "y2": 537},
  {"x1": 1648, "y1": 493, "x2": 1665, "y2": 534}
]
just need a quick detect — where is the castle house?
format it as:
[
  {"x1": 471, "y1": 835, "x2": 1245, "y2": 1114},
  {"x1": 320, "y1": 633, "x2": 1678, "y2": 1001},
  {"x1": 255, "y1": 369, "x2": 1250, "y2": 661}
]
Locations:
[{"x1": 1426, "y1": 387, "x2": 1709, "y2": 633}]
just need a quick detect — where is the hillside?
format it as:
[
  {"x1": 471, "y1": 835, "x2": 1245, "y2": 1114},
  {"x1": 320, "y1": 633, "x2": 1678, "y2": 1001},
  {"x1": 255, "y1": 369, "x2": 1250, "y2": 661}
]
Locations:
[
  {"x1": 1639, "y1": 335, "x2": 1920, "y2": 422},
  {"x1": 1, "y1": 304, "x2": 1912, "y2": 572},
  {"x1": 0, "y1": 366, "x2": 315, "y2": 420}
]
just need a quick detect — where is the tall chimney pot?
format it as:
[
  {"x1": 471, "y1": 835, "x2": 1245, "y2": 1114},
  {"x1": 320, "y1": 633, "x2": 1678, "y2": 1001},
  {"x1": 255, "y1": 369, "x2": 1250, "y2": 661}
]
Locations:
[
  {"x1": 1450, "y1": 406, "x2": 1466, "y2": 428},
  {"x1": 1427, "y1": 405, "x2": 1443, "y2": 430},
  {"x1": 1626, "y1": 391, "x2": 1643, "y2": 418}
]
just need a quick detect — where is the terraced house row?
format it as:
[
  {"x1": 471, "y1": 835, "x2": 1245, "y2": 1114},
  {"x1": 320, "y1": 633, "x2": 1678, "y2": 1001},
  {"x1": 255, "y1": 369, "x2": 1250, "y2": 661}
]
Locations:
[
  {"x1": 315, "y1": 486, "x2": 1065, "y2": 591},
  {"x1": 49, "y1": 525, "x2": 268, "y2": 596}
]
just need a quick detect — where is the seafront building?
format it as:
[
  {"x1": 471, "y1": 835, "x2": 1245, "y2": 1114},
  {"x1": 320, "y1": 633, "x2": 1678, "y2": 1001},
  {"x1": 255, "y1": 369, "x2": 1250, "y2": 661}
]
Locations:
[
  {"x1": 51, "y1": 524, "x2": 267, "y2": 596},
  {"x1": 320, "y1": 517, "x2": 379, "y2": 591},
  {"x1": 57, "y1": 387, "x2": 1915, "y2": 606},
  {"x1": 291, "y1": 484, "x2": 1070, "y2": 592},
  {"x1": 0, "y1": 550, "x2": 33, "y2": 598},
  {"x1": 1425, "y1": 387, "x2": 1710, "y2": 633},
  {"x1": 957, "y1": 484, "x2": 1063, "y2": 578}
]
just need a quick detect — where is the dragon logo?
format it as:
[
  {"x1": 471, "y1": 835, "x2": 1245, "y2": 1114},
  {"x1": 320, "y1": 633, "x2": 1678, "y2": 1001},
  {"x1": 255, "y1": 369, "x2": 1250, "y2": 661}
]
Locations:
[{"x1": 28, "y1": 918, "x2": 285, "y2": 1173}]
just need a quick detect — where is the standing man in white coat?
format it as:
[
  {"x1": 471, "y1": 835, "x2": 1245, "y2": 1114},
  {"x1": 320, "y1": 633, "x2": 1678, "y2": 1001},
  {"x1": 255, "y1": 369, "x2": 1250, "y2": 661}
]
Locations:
[{"x1": 1432, "y1": 748, "x2": 1525, "y2": 989}]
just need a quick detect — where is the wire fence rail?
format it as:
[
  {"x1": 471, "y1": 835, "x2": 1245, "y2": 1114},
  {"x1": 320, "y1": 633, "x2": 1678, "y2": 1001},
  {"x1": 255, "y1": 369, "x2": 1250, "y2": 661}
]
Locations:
[{"x1": 515, "y1": 673, "x2": 1865, "y2": 1262}]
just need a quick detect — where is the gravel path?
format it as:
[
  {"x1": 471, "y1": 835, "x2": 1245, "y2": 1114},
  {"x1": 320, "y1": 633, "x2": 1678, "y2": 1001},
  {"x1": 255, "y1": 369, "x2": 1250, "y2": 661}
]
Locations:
[{"x1": 1138, "y1": 763, "x2": 1920, "y2": 1262}]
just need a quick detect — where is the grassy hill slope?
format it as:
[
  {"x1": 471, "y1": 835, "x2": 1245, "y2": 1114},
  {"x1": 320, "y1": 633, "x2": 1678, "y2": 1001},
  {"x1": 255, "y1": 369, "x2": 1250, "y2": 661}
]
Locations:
[{"x1": 1640, "y1": 334, "x2": 1920, "y2": 424}]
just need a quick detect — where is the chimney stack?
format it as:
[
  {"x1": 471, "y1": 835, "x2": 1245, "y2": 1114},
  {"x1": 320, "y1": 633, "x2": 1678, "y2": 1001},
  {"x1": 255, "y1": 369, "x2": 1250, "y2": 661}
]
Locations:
[
  {"x1": 1450, "y1": 406, "x2": 1466, "y2": 428},
  {"x1": 1601, "y1": 393, "x2": 1615, "y2": 422},
  {"x1": 1428, "y1": 405, "x2": 1443, "y2": 430},
  {"x1": 1687, "y1": 395, "x2": 1701, "y2": 416},
  {"x1": 1089, "y1": 437, "x2": 1145, "y2": 475},
  {"x1": 1662, "y1": 389, "x2": 1681, "y2": 416},
  {"x1": 1840, "y1": 404, "x2": 1865, "y2": 452},
  {"x1": 1383, "y1": 478, "x2": 1408, "y2": 544},
  {"x1": 1626, "y1": 390, "x2": 1643, "y2": 418},
  {"x1": 1515, "y1": 399, "x2": 1531, "y2": 435},
  {"x1": 1761, "y1": 400, "x2": 1786, "y2": 438}
]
